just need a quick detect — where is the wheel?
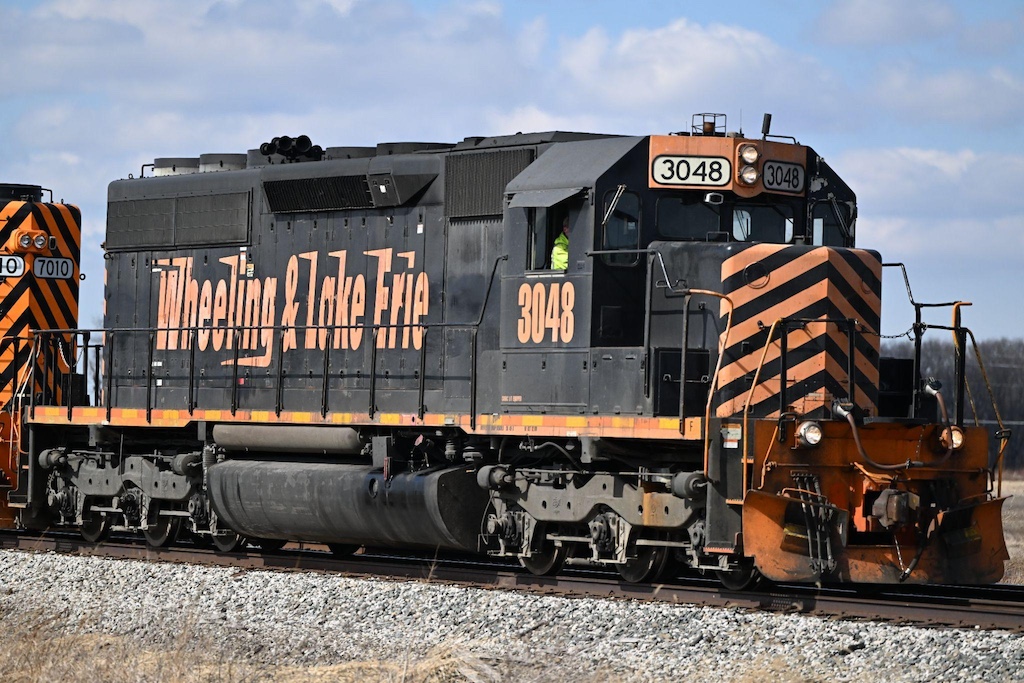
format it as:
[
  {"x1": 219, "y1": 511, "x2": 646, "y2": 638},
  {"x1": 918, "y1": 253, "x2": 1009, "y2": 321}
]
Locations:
[
  {"x1": 211, "y1": 531, "x2": 247, "y2": 553},
  {"x1": 616, "y1": 545, "x2": 670, "y2": 583},
  {"x1": 209, "y1": 512, "x2": 247, "y2": 553},
  {"x1": 80, "y1": 509, "x2": 111, "y2": 544},
  {"x1": 143, "y1": 502, "x2": 181, "y2": 548},
  {"x1": 716, "y1": 562, "x2": 763, "y2": 591},
  {"x1": 253, "y1": 538, "x2": 287, "y2": 552},
  {"x1": 327, "y1": 543, "x2": 360, "y2": 556},
  {"x1": 519, "y1": 525, "x2": 567, "y2": 576}
]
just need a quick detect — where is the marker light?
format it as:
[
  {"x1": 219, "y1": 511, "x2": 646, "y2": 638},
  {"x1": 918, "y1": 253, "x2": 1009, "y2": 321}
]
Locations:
[
  {"x1": 739, "y1": 165, "x2": 759, "y2": 185},
  {"x1": 796, "y1": 421, "x2": 823, "y2": 448},
  {"x1": 739, "y1": 144, "x2": 760, "y2": 164}
]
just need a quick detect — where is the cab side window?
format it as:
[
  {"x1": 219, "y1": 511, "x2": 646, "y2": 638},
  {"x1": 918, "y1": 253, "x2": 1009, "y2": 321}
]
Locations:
[
  {"x1": 602, "y1": 190, "x2": 640, "y2": 266},
  {"x1": 811, "y1": 201, "x2": 854, "y2": 247},
  {"x1": 527, "y1": 207, "x2": 554, "y2": 270}
]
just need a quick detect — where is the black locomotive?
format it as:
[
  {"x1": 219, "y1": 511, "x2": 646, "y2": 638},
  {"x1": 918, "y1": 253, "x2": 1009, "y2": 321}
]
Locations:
[{"x1": 8, "y1": 115, "x2": 1008, "y2": 586}]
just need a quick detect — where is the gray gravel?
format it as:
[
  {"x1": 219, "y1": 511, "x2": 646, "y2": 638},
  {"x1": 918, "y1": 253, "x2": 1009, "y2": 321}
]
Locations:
[{"x1": 0, "y1": 549, "x2": 1022, "y2": 682}]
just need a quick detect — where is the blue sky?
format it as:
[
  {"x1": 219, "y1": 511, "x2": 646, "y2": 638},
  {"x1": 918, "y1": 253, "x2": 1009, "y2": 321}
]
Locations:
[{"x1": 2, "y1": 0, "x2": 1022, "y2": 339}]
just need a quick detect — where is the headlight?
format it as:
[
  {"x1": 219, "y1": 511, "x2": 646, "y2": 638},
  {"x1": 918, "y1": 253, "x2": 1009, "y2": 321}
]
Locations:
[
  {"x1": 33, "y1": 235, "x2": 46, "y2": 249},
  {"x1": 739, "y1": 165, "x2": 759, "y2": 185},
  {"x1": 940, "y1": 425, "x2": 965, "y2": 451},
  {"x1": 739, "y1": 144, "x2": 760, "y2": 164},
  {"x1": 18, "y1": 235, "x2": 31, "y2": 248},
  {"x1": 796, "y1": 421, "x2": 823, "y2": 448}
]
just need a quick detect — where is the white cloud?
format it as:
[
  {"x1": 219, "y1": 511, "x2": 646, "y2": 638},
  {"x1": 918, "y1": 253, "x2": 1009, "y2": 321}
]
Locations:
[
  {"x1": 556, "y1": 18, "x2": 841, "y2": 120},
  {"x1": 815, "y1": 0, "x2": 958, "y2": 46},
  {"x1": 870, "y1": 63, "x2": 1024, "y2": 125},
  {"x1": 837, "y1": 147, "x2": 1024, "y2": 218},
  {"x1": 484, "y1": 105, "x2": 604, "y2": 135}
]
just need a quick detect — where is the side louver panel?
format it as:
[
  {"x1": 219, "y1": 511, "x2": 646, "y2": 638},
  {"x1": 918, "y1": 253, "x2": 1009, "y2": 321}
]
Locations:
[{"x1": 715, "y1": 245, "x2": 881, "y2": 419}]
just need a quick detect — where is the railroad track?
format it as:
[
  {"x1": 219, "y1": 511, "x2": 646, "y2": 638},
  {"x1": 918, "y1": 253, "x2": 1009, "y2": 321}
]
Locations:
[{"x1": 2, "y1": 530, "x2": 1021, "y2": 632}]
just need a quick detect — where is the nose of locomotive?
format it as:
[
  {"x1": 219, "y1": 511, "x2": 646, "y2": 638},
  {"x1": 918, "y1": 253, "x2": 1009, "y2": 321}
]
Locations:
[{"x1": 714, "y1": 244, "x2": 882, "y2": 420}]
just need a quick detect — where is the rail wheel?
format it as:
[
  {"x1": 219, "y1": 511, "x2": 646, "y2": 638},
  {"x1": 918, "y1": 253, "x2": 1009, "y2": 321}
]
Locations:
[
  {"x1": 616, "y1": 545, "x2": 670, "y2": 583},
  {"x1": 520, "y1": 525, "x2": 567, "y2": 576},
  {"x1": 211, "y1": 531, "x2": 247, "y2": 553},
  {"x1": 716, "y1": 561, "x2": 762, "y2": 591},
  {"x1": 210, "y1": 513, "x2": 247, "y2": 552},
  {"x1": 143, "y1": 502, "x2": 181, "y2": 548},
  {"x1": 80, "y1": 508, "x2": 111, "y2": 544}
]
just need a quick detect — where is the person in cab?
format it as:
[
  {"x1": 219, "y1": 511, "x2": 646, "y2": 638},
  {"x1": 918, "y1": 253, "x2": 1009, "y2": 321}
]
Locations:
[{"x1": 551, "y1": 216, "x2": 570, "y2": 270}]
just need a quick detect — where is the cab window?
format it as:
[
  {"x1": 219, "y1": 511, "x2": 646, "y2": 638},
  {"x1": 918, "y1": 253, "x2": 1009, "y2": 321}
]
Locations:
[
  {"x1": 601, "y1": 190, "x2": 640, "y2": 266},
  {"x1": 527, "y1": 207, "x2": 555, "y2": 270},
  {"x1": 656, "y1": 195, "x2": 720, "y2": 240},
  {"x1": 732, "y1": 204, "x2": 794, "y2": 243},
  {"x1": 812, "y1": 200, "x2": 854, "y2": 247}
]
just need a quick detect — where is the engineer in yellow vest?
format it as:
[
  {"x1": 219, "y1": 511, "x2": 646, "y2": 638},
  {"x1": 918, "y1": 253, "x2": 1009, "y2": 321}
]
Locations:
[{"x1": 551, "y1": 216, "x2": 570, "y2": 270}]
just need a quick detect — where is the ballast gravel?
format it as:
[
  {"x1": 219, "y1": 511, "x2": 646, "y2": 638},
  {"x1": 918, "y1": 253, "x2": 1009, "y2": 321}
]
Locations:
[{"x1": 0, "y1": 549, "x2": 1022, "y2": 682}]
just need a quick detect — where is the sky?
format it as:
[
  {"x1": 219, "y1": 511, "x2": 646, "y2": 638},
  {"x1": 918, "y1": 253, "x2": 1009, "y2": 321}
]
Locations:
[{"x1": 2, "y1": 0, "x2": 1022, "y2": 339}]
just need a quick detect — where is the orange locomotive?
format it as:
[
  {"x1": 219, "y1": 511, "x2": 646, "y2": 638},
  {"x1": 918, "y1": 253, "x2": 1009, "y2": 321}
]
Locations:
[
  {"x1": 0, "y1": 184, "x2": 81, "y2": 528},
  {"x1": 8, "y1": 115, "x2": 1011, "y2": 586}
]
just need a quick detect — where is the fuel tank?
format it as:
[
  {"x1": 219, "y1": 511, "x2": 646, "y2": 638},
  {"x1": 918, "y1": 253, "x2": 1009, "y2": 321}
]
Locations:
[{"x1": 206, "y1": 460, "x2": 489, "y2": 552}]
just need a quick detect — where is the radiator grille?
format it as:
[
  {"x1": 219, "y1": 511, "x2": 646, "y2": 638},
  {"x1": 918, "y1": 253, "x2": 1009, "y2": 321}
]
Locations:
[
  {"x1": 264, "y1": 176, "x2": 373, "y2": 213},
  {"x1": 107, "y1": 192, "x2": 249, "y2": 250},
  {"x1": 445, "y1": 148, "x2": 534, "y2": 219}
]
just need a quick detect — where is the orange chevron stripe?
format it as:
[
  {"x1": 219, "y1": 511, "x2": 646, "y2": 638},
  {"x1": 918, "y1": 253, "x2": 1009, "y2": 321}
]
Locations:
[
  {"x1": 822, "y1": 326, "x2": 879, "y2": 385},
  {"x1": 720, "y1": 244, "x2": 789, "y2": 281},
  {"x1": 848, "y1": 247, "x2": 883, "y2": 276},
  {"x1": 827, "y1": 251, "x2": 881, "y2": 316},
  {"x1": 716, "y1": 345, "x2": 850, "y2": 417},
  {"x1": 1, "y1": 289, "x2": 29, "y2": 326},
  {"x1": 0, "y1": 202, "x2": 24, "y2": 223},
  {"x1": 718, "y1": 326, "x2": 878, "y2": 414},
  {"x1": 718, "y1": 324, "x2": 816, "y2": 387},
  {"x1": 724, "y1": 249, "x2": 829, "y2": 310},
  {"x1": 724, "y1": 279, "x2": 831, "y2": 342}
]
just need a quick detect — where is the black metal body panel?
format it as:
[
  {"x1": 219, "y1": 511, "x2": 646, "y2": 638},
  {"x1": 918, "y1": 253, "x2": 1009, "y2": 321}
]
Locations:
[{"x1": 99, "y1": 131, "x2": 865, "y2": 426}]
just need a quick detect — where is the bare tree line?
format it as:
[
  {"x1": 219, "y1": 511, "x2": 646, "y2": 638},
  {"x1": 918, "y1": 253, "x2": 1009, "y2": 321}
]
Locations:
[{"x1": 882, "y1": 337, "x2": 1023, "y2": 472}]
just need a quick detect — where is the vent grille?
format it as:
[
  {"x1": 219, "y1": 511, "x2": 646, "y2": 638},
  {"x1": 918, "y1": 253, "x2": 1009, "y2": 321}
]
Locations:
[
  {"x1": 264, "y1": 176, "x2": 373, "y2": 213},
  {"x1": 107, "y1": 192, "x2": 249, "y2": 250},
  {"x1": 445, "y1": 148, "x2": 534, "y2": 219}
]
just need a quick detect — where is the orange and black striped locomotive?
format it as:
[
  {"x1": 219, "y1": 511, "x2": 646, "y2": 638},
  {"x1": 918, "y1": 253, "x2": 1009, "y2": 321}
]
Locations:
[{"x1": 6, "y1": 115, "x2": 1010, "y2": 586}]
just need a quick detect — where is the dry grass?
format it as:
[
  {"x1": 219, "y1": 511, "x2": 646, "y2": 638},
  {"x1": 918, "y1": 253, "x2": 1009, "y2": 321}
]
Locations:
[
  {"x1": 0, "y1": 606, "x2": 505, "y2": 683},
  {"x1": 0, "y1": 607, "x2": 276, "y2": 683},
  {"x1": 998, "y1": 472, "x2": 1024, "y2": 584}
]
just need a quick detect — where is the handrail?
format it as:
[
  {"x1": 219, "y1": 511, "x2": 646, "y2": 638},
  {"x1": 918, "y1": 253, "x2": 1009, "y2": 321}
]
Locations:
[
  {"x1": 742, "y1": 319, "x2": 782, "y2": 494},
  {"x1": 25, "y1": 254, "x2": 509, "y2": 427}
]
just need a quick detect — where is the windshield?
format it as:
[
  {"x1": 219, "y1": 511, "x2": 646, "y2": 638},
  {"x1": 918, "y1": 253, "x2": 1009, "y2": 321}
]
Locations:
[
  {"x1": 732, "y1": 204, "x2": 794, "y2": 243},
  {"x1": 656, "y1": 195, "x2": 721, "y2": 240},
  {"x1": 657, "y1": 195, "x2": 796, "y2": 244}
]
